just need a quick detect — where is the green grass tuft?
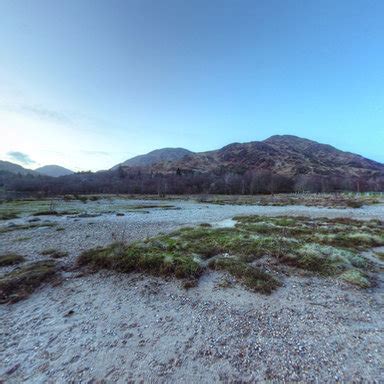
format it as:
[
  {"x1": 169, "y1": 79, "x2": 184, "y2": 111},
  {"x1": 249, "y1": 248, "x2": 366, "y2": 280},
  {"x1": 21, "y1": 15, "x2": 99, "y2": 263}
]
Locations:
[
  {"x1": 281, "y1": 244, "x2": 365, "y2": 275},
  {"x1": 209, "y1": 257, "x2": 280, "y2": 294},
  {"x1": 339, "y1": 269, "x2": 371, "y2": 288}
]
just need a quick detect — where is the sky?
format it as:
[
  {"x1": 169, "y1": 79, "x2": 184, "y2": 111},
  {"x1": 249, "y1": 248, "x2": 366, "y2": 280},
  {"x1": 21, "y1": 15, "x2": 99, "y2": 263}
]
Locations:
[{"x1": 0, "y1": 0, "x2": 383, "y2": 172}]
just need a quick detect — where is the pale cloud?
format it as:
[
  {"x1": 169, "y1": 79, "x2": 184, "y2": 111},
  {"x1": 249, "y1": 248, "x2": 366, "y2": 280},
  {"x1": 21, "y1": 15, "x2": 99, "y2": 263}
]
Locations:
[
  {"x1": 0, "y1": 103, "x2": 73, "y2": 125},
  {"x1": 81, "y1": 150, "x2": 111, "y2": 156},
  {"x1": 7, "y1": 151, "x2": 36, "y2": 165}
]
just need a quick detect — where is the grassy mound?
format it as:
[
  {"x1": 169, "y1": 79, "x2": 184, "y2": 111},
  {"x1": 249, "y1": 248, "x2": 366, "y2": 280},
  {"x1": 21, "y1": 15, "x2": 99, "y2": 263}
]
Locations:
[
  {"x1": 78, "y1": 242, "x2": 202, "y2": 279},
  {"x1": 78, "y1": 228, "x2": 279, "y2": 294},
  {"x1": 78, "y1": 215, "x2": 383, "y2": 292}
]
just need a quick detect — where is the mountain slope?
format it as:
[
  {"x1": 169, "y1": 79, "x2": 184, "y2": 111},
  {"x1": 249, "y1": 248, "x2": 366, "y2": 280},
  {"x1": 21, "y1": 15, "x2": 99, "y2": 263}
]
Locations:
[
  {"x1": 113, "y1": 148, "x2": 193, "y2": 169},
  {"x1": 35, "y1": 165, "x2": 74, "y2": 177},
  {"x1": 0, "y1": 160, "x2": 35, "y2": 175},
  {"x1": 127, "y1": 135, "x2": 384, "y2": 180}
]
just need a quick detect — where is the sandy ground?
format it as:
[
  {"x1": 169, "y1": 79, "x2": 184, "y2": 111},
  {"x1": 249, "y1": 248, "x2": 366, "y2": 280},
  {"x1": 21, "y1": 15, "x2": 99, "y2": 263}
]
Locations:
[{"x1": 0, "y1": 199, "x2": 383, "y2": 382}]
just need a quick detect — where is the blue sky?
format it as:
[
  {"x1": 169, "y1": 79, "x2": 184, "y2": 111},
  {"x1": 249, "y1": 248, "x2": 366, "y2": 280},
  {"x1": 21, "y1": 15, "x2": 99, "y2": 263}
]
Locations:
[{"x1": 0, "y1": 0, "x2": 383, "y2": 171}]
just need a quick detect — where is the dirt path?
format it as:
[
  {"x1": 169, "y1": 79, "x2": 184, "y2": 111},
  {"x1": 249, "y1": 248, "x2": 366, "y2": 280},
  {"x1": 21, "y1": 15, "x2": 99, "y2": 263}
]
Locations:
[{"x1": 1, "y1": 200, "x2": 383, "y2": 382}]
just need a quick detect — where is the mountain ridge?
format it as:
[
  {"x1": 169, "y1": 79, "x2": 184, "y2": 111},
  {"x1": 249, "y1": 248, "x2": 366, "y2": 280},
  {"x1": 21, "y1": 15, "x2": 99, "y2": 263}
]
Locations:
[
  {"x1": 1, "y1": 135, "x2": 383, "y2": 194},
  {"x1": 113, "y1": 147, "x2": 193, "y2": 169},
  {"x1": 0, "y1": 160, "x2": 35, "y2": 175},
  {"x1": 116, "y1": 135, "x2": 384, "y2": 180},
  {"x1": 0, "y1": 161, "x2": 74, "y2": 177}
]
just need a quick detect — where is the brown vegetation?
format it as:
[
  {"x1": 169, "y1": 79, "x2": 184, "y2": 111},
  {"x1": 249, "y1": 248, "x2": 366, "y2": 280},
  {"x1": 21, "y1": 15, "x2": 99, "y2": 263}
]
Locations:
[{"x1": 0, "y1": 261, "x2": 57, "y2": 303}]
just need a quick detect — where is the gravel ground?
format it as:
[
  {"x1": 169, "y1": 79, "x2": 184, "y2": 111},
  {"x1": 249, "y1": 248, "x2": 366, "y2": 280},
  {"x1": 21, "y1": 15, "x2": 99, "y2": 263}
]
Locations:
[
  {"x1": 1, "y1": 199, "x2": 384, "y2": 266},
  {"x1": 0, "y1": 199, "x2": 383, "y2": 382}
]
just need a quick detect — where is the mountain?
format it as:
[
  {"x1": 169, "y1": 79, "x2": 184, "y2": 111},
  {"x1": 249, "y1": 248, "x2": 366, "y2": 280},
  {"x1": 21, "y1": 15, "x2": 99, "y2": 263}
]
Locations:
[
  {"x1": 2, "y1": 136, "x2": 383, "y2": 194},
  {"x1": 114, "y1": 148, "x2": 193, "y2": 169},
  {"x1": 35, "y1": 165, "x2": 74, "y2": 177},
  {"x1": 119, "y1": 135, "x2": 384, "y2": 180},
  {"x1": 0, "y1": 160, "x2": 35, "y2": 175}
]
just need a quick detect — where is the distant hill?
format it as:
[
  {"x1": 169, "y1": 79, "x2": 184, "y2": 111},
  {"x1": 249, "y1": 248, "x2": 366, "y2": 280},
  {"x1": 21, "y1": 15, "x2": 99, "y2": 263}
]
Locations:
[
  {"x1": 0, "y1": 160, "x2": 35, "y2": 175},
  {"x1": 35, "y1": 165, "x2": 74, "y2": 177},
  {"x1": 0, "y1": 160, "x2": 73, "y2": 177},
  {"x1": 113, "y1": 148, "x2": 193, "y2": 169}
]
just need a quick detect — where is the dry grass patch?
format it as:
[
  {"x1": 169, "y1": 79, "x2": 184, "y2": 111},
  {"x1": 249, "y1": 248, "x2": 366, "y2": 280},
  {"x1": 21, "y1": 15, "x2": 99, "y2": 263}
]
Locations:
[
  {"x1": 339, "y1": 269, "x2": 371, "y2": 288},
  {"x1": 0, "y1": 260, "x2": 56, "y2": 303},
  {"x1": 128, "y1": 204, "x2": 177, "y2": 210},
  {"x1": 0, "y1": 212, "x2": 19, "y2": 220},
  {"x1": 32, "y1": 210, "x2": 79, "y2": 216},
  {"x1": 41, "y1": 249, "x2": 68, "y2": 259},
  {"x1": 198, "y1": 193, "x2": 382, "y2": 209},
  {"x1": 0, "y1": 253, "x2": 25, "y2": 267},
  {"x1": 0, "y1": 222, "x2": 56, "y2": 234}
]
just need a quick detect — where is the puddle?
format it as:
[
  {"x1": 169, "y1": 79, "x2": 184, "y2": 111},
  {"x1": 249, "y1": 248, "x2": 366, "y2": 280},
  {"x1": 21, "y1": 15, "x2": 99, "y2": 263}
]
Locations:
[{"x1": 213, "y1": 218, "x2": 237, "y2": 228}]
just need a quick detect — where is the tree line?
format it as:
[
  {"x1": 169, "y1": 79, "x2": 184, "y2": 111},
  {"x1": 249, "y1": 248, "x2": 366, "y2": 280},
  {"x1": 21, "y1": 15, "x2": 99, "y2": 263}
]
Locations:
[{"x1": 0, "y1": 167, "x2": 383, "y2": 198}]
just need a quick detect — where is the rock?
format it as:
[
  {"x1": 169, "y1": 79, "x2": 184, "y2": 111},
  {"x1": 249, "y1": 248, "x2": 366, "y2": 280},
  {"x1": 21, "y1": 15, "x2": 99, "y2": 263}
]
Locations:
[
  {"x1": 64, "y1": 310, "x2": 75, "y2": 317},
  {"x1": 6, "y1": 363, "x2": 20, "y2": 375}
]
